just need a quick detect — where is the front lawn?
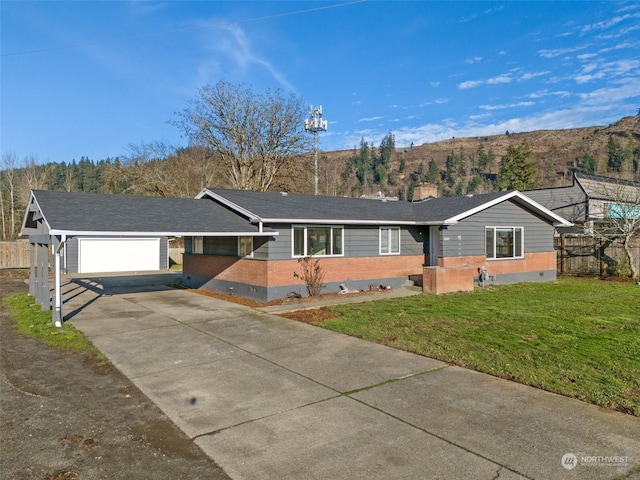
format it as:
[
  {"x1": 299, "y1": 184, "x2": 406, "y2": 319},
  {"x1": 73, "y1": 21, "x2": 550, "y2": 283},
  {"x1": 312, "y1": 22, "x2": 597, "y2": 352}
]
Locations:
[{"x1": 315, "y1": 277, "x2": 640, "y2": 416}]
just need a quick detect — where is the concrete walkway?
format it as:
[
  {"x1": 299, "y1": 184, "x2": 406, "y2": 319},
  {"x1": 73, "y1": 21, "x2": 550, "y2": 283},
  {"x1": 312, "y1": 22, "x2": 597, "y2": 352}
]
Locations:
[{"x1": 63, "y1": 274, "x2": 640, "y2": 480}]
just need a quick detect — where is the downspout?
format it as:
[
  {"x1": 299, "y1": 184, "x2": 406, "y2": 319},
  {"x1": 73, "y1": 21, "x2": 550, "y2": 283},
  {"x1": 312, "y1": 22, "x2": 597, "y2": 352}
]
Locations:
[{"x1": 53, "y1": 234, "x2": 66, "y2": 328}]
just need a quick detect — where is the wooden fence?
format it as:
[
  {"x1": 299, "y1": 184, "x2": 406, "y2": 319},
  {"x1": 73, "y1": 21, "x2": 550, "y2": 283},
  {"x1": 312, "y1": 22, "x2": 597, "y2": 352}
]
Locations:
[
  {"x1": 168, "y1": 247, "x2": 183, "y2": 266},
  {"x1": 555, "y1": 236, "x2": 640, "y2": 276},
  {"x1": 0, "y1": 240, "x2": 31, "y2": 269}
]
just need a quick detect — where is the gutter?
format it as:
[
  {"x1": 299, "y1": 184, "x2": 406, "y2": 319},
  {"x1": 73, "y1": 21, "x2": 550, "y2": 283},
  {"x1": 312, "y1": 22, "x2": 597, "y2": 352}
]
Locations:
[{"x1": 48, "y1": 230, "x2": 278, "y2": 237}]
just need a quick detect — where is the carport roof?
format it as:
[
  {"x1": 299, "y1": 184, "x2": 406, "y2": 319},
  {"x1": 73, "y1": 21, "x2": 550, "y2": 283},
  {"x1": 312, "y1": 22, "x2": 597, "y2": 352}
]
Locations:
[{"x1": 24, "y1": 190, "x2": 272, "y2": 236}]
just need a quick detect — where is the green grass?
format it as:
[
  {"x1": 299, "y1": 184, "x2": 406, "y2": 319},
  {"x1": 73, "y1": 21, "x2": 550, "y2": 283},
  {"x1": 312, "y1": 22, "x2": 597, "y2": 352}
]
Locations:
[
  {"x1": 318, "y1": 277, "x2": 640, "y2": 416},
  {"x1": 3, "y1": 293, "x2": 106, "y2": 364}
]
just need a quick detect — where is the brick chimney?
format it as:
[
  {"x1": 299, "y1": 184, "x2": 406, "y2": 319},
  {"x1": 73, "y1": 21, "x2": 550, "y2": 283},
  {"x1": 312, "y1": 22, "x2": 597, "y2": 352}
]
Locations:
[{"x1": 413, "y1": 183, "x2": 439, "y2": 201}]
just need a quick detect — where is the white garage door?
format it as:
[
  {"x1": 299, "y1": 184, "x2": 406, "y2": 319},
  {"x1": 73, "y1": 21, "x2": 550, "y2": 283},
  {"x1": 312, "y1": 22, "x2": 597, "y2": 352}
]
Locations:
[{"x1": 78, "y1": 238, "x2": 160, "y2": 273}]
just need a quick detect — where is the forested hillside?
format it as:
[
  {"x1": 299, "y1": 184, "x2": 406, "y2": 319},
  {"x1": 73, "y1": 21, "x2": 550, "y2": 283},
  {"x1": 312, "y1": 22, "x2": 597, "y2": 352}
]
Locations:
[{"x1": 2, "y1": 115, "x2": 639, "y2": 240}]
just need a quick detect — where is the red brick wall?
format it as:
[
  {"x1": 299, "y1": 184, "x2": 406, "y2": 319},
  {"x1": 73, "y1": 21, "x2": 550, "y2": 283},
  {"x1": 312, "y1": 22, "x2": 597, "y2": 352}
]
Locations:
[
  {"x1": 423, "y1": 266, "x2": 476, "y2": 294},
  {"x1": 424, "y1": 251, "x2": 557, "y2": 294},
  {"x1": 440, "y1": 252, "x2": 556, "y2": 273},
  {"x1": 185, "y1": 254, "x2": 424, "y2": 288}
]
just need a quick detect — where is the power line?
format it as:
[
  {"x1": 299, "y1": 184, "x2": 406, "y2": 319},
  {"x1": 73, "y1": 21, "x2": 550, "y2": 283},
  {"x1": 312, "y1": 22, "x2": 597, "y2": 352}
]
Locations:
[{"x1": 1, "y1": 1, "x2": 367, "y2": 58}]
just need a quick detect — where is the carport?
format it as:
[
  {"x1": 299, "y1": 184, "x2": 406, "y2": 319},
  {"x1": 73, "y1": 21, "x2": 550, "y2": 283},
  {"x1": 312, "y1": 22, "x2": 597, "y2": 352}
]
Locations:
[{"x1": 20, "y1": 189, "x2": 277, "y2": 326}]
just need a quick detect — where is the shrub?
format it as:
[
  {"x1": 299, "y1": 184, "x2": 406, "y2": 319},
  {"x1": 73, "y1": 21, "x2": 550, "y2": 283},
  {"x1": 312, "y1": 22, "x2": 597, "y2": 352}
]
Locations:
[{"x1": 293, "y1": 256, "x2": 326, "y2": 297}]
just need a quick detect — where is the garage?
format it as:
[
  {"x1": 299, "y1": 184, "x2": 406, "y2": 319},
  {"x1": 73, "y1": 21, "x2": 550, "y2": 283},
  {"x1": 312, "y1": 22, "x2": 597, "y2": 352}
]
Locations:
[{"x1": 78, "y1": 238, "x2": 161, "y2": 274}]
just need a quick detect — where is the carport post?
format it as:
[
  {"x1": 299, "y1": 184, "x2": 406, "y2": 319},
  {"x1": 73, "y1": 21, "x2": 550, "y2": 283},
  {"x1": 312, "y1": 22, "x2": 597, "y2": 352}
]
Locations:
[{"x1": 53, "y1": 235, "x2": 65, "y2": 328}]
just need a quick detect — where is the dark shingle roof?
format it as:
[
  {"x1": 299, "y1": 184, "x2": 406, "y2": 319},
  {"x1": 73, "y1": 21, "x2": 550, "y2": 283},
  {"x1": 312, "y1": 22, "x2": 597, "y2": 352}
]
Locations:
[
  {"x1": 205, "y1": 189, "x2": 418, "y2": 223},
  {"x1": 206, "y1": 188, "x2": 535, "y2": 225},
  {"x1": 27, "y1": 187, "x2": 571, "y2": 236},
  {"x1": 31, "y1": 190, "x2": 262, "y2": 234},
  {"x1": 410, "y1": 191, "x2": 510, "y2": 223}
]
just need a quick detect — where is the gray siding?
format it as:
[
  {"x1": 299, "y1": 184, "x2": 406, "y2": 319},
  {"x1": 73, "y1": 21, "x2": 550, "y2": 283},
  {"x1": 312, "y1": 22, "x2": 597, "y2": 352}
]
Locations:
[
  {"x1": 261, "y1": 224, "x2": 424, "y2": 260},
  {"x1": 65, "y1": 237, "x2": 79, "y2": 273},
  {"x1": 253, "y1": 236, "x2": 270, "y2": 260},
  {"x1": 442, "y1": 200, "x2": 554, "y2": 257},
  {"x1": 159, "y1": 237, "x2": 168, "y2": 269}
]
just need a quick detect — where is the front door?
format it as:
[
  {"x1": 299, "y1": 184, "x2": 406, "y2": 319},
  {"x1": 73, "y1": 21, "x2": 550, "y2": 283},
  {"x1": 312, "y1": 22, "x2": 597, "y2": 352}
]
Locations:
[{"x1": 429, "y1": 226, "x2": 441, "y2": 266}]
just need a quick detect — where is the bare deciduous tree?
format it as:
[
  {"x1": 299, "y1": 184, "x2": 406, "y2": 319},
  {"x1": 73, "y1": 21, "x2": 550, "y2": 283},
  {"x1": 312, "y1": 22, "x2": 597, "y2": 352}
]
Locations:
[
  {"x1": 172, "y1": 81, "x2": 311, "y2": 191},
  {"x1": 123, "y1": 141, "x2": 226, "y2": 198},
  {"x1": 1, "y1": 152, "x2": 18, "y2": 239},
  {"x1": 591, "y1": 178, "x2": 640, "y2": 278}
]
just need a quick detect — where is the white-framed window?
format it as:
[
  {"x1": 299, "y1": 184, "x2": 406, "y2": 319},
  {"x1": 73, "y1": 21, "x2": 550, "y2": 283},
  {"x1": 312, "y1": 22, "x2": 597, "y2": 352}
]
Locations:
[
  {"x1": 380, "y1": 227, "x2": 400, "y2": 255},
  {"x1": 485, "y1": 227, "x2": 523, "y2": 260},
  {"x1": 193, "y1": 236, "x2": 203, "y2": 254},
  {"x1": 292, "y1": 226, "x2": 343, "y2": 257},
  {"x1": 238, "y1": 236, "x2": 253, "y2": 257}
]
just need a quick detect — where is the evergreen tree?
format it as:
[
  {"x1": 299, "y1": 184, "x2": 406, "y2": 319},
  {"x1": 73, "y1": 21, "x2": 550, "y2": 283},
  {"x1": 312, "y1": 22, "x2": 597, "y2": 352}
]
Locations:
[
  {"x1": 426, "y1": 159, "x2": 440, "y2": 184},
  {"x1": 607, "y1": 136, "x2": 625, "y2": 172},
  {"x1": 578, "y1": 152, "x2": 597, "y2": 174},
  {"x1": 497, "y1": 140, "x2": 536, "y2": 190}
]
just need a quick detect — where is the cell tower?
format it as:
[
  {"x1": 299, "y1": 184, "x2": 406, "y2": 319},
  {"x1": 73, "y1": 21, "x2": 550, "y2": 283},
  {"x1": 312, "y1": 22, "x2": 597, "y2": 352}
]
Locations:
[{"x1": 304, "y1": 105, "x2": 328, "y2": 195}]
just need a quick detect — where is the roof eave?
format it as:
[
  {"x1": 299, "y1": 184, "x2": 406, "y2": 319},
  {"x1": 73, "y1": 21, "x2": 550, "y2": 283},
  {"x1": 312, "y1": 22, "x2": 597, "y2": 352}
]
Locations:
[
  {"x1": 259, "y1": 218, "x2": 417, "y2": 225},
  {"x1": 20, "y1": 190, "x2": 52, "y2": 235},
  {"x1": 444, "y1": 191, "x2": 573, "y2": 227},
  {"x1": 198, "y1": 188, "x2": 263, "y2": 223},
  {"x1": 48, "y1": 230, "x2": 278, "y2": 237}
]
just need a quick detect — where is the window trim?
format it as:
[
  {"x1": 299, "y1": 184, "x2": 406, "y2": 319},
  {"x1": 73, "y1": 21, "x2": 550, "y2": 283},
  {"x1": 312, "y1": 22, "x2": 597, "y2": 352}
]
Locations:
[
  {"x1": 379, "y1": 226, "x2": 401, "y2": 255},
  {"x1": 193, "y1": 236, "x2": 203, "y2": 254},
  {"x1": 292, "y1": 225, "x2": 344, "y2": 258},
  {"x1": 485, "y1": 226, "x2": 524, "y2": 260},
  {"x1": 238, "y1": 236, "x2": 253, "y2": 258}
]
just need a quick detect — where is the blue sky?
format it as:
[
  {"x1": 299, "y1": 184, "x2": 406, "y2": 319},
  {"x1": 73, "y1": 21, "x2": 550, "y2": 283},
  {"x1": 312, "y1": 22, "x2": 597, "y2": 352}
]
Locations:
[{"x1": 2, "y1": 1, "x2": 639, "y2": 164}]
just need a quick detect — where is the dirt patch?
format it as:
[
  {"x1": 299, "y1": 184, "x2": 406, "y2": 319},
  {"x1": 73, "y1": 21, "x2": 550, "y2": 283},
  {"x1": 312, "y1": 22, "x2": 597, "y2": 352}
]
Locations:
[
  {"x1": 0, "y1": 273, "x2": 230, "y2": 480},
  {"x1": 187, "y1": 284, "x2": 394, "y2": 308},
  {"x1": 279, "y1": 307, "x2": 342, "y2": 323}
]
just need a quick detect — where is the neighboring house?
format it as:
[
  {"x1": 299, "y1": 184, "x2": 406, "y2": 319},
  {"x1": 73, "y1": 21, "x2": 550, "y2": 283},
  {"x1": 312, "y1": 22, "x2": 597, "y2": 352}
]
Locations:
[
  {"x1": 21, "y1": 188, "x2": 571, "y2": 322},
  {"x1": 525, "y1": 171, "x2": 640, "y2": 236}
]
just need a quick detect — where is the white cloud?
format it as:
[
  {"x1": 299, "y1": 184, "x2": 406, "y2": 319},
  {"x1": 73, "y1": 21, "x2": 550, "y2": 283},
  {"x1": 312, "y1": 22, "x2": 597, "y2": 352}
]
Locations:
[
  {"x1": 458, "y1": 80, "x2": 483, "y2": 89},
  {"x1": 519, "y1": 71, "x2": 549, "y2": 81},
  {"x1": 486, "y1": 74, "x2": 512, "y2": 85},
  {"x1": 465, "y1": 56, "x2": 483, "y2": 64},
  {"x1": 197, "y1": 21, "x2": 295, "y2": 92},
  {"x1": 528, "y1": 89, "x2": 572, "y2": 99},
  {"x1": 480, "y1": 101, "x2": 535, "y2": 111},
  {"x1": 358, "y1": 116, "x2": 383, "y2": 122},
  {"x1": 577, "y1": 76, "x2": 640, "y2": 106},
  {"x1": 419, "y1": 98, "x2": 449, "y2": 107},
  {"x1": 538, "y1": 46, "x2": 587, "y2": 58},
  {"x1": 573, "y1": 59, "x2": 640, "y2": 84},
  {"x1": 581, "y1": 13, "x2": 640, "y2": 33}
]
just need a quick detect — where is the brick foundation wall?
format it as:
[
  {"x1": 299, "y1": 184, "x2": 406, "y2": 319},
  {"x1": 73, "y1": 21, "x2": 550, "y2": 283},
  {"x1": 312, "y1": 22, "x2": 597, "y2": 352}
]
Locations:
[
  {"x1": 424, "y1": 251, "x2": 557, "y2": 294},
  {"x1": 184, "y1": 254, "x2": 424, "y2": 289}
]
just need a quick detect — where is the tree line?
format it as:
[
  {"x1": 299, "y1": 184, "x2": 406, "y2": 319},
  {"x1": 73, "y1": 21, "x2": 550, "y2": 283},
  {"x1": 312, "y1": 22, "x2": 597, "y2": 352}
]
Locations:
[{"x1": 2, "y1": 81, "x2": 639, "y2": 240}]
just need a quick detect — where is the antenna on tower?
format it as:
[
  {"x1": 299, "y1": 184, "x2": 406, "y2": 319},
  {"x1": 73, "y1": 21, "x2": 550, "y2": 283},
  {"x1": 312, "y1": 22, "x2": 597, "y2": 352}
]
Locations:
[{"x1": 304, "y1": 105, "x2": 328, "y2": 195}]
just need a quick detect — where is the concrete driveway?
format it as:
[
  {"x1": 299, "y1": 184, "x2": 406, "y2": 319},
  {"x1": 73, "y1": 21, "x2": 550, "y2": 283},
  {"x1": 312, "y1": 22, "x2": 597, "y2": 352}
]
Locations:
[{"x1": 63, "y1": 274, "x2": 640, "y2": 480}]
